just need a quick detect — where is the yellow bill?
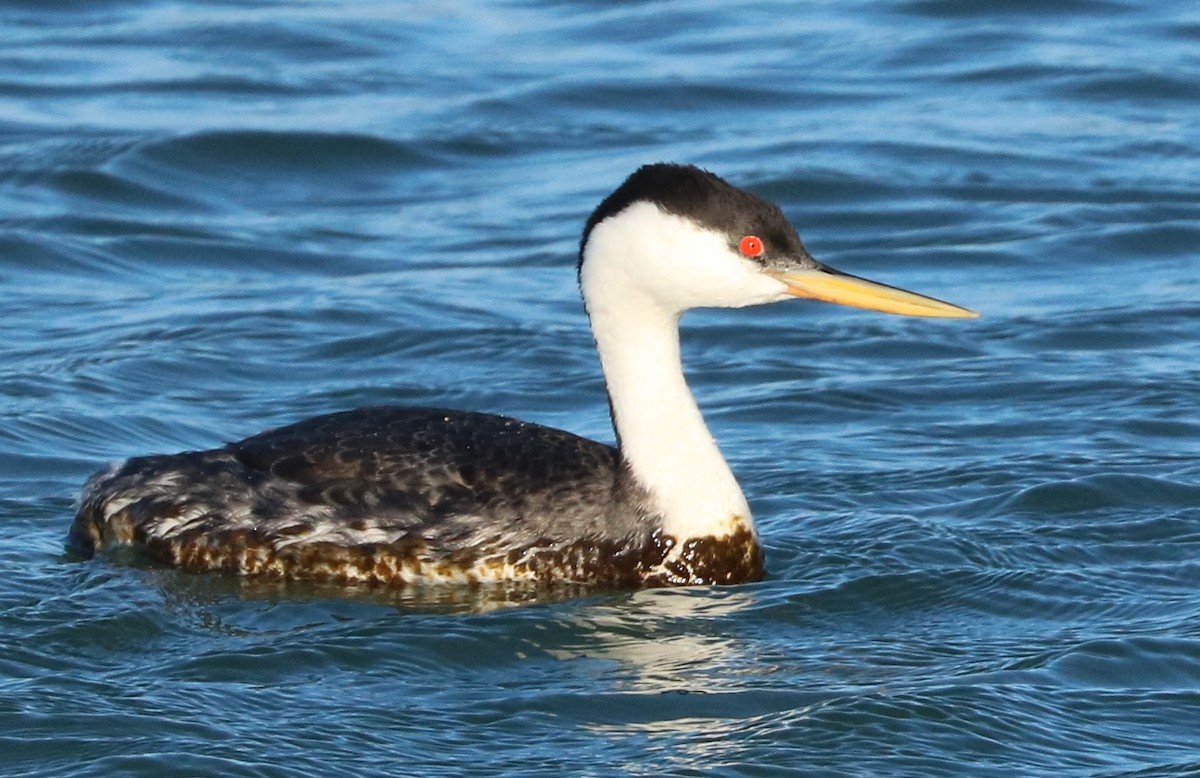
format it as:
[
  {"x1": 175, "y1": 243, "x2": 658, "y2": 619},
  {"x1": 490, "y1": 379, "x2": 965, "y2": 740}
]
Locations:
[{"x1": 769, "y1": 267, "x2": 978, "y2": 319}]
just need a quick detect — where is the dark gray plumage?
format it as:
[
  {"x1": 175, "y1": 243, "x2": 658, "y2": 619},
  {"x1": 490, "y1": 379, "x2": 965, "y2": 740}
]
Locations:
[{"x1": 69, "y1": 408, "x2": 703, "y2": 585}]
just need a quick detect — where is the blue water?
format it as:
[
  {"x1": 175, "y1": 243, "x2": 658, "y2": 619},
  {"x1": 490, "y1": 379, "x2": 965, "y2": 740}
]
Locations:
[{"x1": 3, "y1": 1, "x2": 1199, "y2": 775}]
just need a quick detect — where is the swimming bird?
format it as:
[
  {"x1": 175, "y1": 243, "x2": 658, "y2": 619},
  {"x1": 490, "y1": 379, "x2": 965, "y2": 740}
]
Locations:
[{"x1": 69, "y1": 163, "x2": 976, "y2": 588}]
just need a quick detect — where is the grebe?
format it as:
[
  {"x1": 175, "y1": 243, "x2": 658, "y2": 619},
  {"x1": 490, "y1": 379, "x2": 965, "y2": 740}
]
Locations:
[{"x1": 69, "y1": 164, "x2": 976, "y2": 588}]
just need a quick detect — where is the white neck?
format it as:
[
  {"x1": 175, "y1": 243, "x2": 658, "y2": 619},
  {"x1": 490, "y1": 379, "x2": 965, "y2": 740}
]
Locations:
[
  {"x1": 579, "y1": 203, "x2": 785, "y2": 540},
  {"x1": 591, "y1": 299, "x2": 751, "y2": 540}
]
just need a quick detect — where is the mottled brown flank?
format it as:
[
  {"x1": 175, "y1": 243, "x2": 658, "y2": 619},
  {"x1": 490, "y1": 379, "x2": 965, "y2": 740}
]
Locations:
[
  {"x1": 81, "y1": 516, "x2": 765, "y2": 588},
  {"x1": 498, "y1": 526, "x2": 763, "y2": 587},
  {"x1": 654, "y1": 527, "x2": 765, "y2": 586}
]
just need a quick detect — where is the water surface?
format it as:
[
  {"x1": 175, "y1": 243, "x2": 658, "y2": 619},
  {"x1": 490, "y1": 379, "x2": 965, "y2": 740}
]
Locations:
[{"x1": 2, "y1": 1, "x2": 1199, "y2": 775}]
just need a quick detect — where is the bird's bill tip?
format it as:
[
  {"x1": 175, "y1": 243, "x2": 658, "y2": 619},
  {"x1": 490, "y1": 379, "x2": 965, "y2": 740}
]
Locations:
[{"x1": 770, "y1": 267, "x2": 978, "y2": 319}]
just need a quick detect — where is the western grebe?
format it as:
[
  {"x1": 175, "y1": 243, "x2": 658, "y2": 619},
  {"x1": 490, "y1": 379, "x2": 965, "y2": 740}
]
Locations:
[{"x1": 69, "y1": 163, "x2": 976, "y2": 588}]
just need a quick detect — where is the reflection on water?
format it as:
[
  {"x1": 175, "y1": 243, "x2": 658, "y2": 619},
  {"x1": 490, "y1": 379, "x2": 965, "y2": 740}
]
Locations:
[{"x1": 550, "y1": 588, "x2": 760, "y2": 690}]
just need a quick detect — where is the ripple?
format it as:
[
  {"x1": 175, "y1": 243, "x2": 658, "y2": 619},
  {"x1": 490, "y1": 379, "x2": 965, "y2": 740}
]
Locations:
[
  {"x1": 899, "y1": 0, "x2": 1132, "y2": 17},
  {"x1": 109, "y1": 130, "x2": 443, "y2": 210},
  {"x1": 1048, "y1": 637, "x2": 1200, "y2": 690},
  {"x1": 997, "y1": 474, "x2": 1200, "y2": 517}
]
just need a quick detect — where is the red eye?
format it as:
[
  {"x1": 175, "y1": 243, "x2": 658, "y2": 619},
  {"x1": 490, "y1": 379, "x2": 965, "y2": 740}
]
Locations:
[{"x1": 739, "y1": 235, "x2": 764, "y2": 257}]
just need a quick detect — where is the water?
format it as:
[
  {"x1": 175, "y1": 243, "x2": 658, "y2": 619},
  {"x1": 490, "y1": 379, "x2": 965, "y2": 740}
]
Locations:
[{"x1": 2, "y1": 0, "x2": 1199, "y2": 775}]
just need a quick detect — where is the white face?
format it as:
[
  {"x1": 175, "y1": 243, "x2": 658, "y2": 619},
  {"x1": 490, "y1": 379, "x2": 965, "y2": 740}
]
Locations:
[{"x1": 580, "y1": 201, "x2": 792, "y2": 315}]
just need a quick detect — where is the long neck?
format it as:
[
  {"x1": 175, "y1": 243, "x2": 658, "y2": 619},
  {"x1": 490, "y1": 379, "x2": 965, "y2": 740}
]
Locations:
[{"x1": 586, "y1": 290, "x2": 753, "y2": 541}]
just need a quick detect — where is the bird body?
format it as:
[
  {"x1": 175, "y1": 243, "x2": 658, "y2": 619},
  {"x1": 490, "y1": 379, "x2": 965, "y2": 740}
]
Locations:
[{"x1": 69, "y1": 164, "x2": 974, "y2": 588}]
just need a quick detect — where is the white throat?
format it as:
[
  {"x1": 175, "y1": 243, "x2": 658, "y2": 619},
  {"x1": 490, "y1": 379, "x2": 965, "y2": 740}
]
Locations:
[{"x1": 580, "y1": 203, "x2": 788, "y2": 540}]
